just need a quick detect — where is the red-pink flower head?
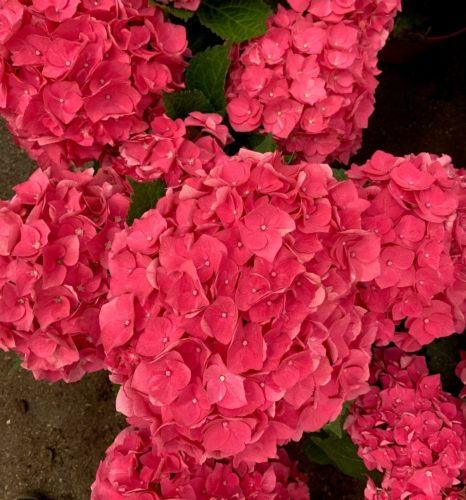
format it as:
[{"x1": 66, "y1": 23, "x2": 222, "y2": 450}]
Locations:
[
  {"x1": 0, "y1": 165, "x2": 130, "y2": 382},
  {"x1": 346, "y1": 347, "x2": 466, "y2": 500},
  {"x1": 350, "y1": 151, "x2": 466, "y2": 351},
  {"x1": 0, "y1": 0, "x2": 188, "y2": 170},
  {"x1": 226, "y1": 0, "x2": 401, "y2": 164},
  {"x1": 91, "y1": 426, "x2": 309, "y2": 499},
  {"x1": 103, "y1": 149, "x2": 380, "y2": 464}
]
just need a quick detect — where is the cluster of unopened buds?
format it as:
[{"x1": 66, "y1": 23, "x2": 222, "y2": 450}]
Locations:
[
  {"x1": 227, "y1": 0, "x2": 401, "y2": 163},
  {"x1": 350, "y1": 152, "x2": 466, "y2": 351},
  {"x1": 346, "y1": 347, "x2": 466, "y2": 500},
  {"x1": 0, "y1": 0, "x2": 188, "y2": 169},
  {"x1": 0, "y1": 166, "x2": 130, "y2": 381},
  {"x1": 91, "y1": 426, "x2": 309, "y2": 499}
]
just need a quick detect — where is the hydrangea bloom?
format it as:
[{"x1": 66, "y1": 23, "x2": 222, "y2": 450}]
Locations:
[
  {"x1": 0, "y1": 0, "x2": 188, "y2": 170},
  {"x1": 104, "y1": 111, "x2": 231, "y2": 185},
  {"x1": 91, "y1": 426, "x2": 309, "y2": 499},
  {"x1": 349, "y1": 151, "x2": 466, "y2": 351},
  {"x1": 0, "y1": 166, "x2": 130, "y2": 381},
  {"x1": 101, "y1": 148, "x2": 381, "y2": 464},
  {"x1": 346, "y1": 347, "x2": 466, "y2": 500},
  {"x1": 227, "y1": 0, "x2": 401, "y2": 164}
]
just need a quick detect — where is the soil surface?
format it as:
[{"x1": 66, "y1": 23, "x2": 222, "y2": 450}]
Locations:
[{"x1": 0, "y1": 34, "x2": 464, "y2": 500}]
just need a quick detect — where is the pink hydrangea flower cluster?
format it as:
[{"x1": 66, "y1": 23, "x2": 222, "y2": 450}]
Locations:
[
  {"x1": 346, "y1": 347, "x2": 466, "y2": 500},
  {"x1": 104, "y1": 111, "x2": 231, "y2": 185},
  {"x1": 100, "y1": 148, "x2": 382, "y2": 465},
  {"x1": 226, "y1": 0, "x2": 401, "y2": 164},
  {"x1": 91, "y1": 425, "x2": 309, "y2": 499},
  {"x1": 0, "y1": 0, "x2": 188, "y2": 170},
  {"x1": 0, "y1": 166, "x2": 130, "y2": 382},
  {"x1": 349, "y1": 151, "x2": 466, "y2": 351}
]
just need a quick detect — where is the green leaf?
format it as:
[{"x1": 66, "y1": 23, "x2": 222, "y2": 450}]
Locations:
[
  {"x1": 127, "y1": 178, "x2": 166, "y2": 226},
  {"x1": 426, "y1": 334, "x2": 463, "y2": 394},
  {"x1": 248, "y1": 133, "x2": 277, "y2": 153},
  {"x1": 186, "y1": 44, "x2": 231, "y2": 115},
  {"x1": 310, "y1": 433, "x2": 369, "y2": 480},
  {"x1": 151, "y1": 1, "x2": 194, "y2": 20},
  {"x1": 332, "y1": 168, "x2": 348, "y2": 181},
  {"x1": 163, "y1": 90, "x2": 214, "y2": 119},
  {"x1": 305, "y1": 439, "x2": 335, "y2": 466},
  {"x1": 197, "y1": 0, "x2": 271, "y2": 43}
]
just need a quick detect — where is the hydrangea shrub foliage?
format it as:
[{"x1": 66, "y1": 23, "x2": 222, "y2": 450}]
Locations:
[{"x1": 0, "y1": 0, "x2": 465, "y2": 498}]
